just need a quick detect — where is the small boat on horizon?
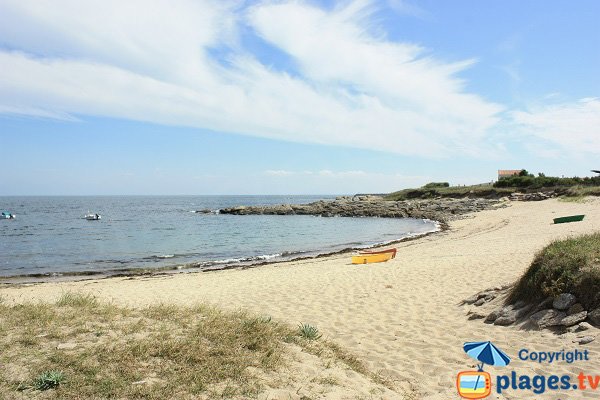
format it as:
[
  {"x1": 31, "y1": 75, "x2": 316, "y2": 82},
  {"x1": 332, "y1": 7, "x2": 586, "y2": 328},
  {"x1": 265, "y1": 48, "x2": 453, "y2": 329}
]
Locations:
[
  {"x1": 84, "y1": 213, "x2": 101, "y2": 221},
  {"x1": 352, "y1": 251, "x2": 394, "y2": 264},
  {"x1": 1, "y1": 212, "x2": 15, "y2": 219},
  {"x1": 553, "y1": 214, "x2": 585, "y2": 224}
]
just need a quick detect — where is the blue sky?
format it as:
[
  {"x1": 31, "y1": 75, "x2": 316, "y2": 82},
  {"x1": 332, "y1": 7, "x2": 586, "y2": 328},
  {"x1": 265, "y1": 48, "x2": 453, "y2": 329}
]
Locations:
[{"x1": 1, "y1": 0, "x2": 598, "y2": 195}]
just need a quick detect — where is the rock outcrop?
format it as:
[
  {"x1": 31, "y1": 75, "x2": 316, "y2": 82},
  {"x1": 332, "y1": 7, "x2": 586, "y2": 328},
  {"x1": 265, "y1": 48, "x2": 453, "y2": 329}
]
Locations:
[
  {"x1": 219, "y1": 197, "x2": 506, "y2": 223},
  {"x1": 466, "y1": 290, "x2": 600, "y2": 344}
]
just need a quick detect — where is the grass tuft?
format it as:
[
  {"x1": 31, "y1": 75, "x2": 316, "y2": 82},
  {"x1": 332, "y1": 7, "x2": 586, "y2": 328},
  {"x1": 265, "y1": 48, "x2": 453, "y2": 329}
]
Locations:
[
  {"x1": 33, "y1": 371, "x2": 65, "y2": 391},
  {"x1": 508, "y1": 232, "x2": 600, "y2": 309},
  {"x1": 298, "y1": 323, "x2": 322, "y2": 340},
  {"x1": 56, "y1": 292, "x2": 98, "y2": 308},
  {"x1": 564, "y1": 185, "x2": 600, "y2": 198}
]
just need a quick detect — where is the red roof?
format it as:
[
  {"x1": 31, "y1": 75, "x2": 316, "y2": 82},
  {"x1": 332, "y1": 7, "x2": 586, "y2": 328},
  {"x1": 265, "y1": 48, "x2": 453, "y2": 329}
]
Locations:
[{"x1": 498, "y1": 169, "x2": 522, "y2": 176}]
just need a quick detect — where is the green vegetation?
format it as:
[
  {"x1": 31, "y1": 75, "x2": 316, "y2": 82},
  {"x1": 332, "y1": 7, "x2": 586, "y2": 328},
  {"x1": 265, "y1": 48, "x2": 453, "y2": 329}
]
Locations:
[
  {"x1": 563, "y1": 185, "x2": 600, "y2": 198},
  {"x1": 384, "y1": 171, "x2": 600, "y2": 201},
  {"x1": 422, "y1": 182, "x2": 449, "y2": 189},
  {"x1": 298, "y1": 323, "x2": 322, "y2": 340},
  {"x1": 55, "y1": 291, "x2": 98, "y2": 308},
  {"x1": 384, "y1": 183, "x2": 513, "y2": 201},
  {"x1": 508, "y1": 232, "x2": 600, "y2": 309},
  {"x1": 0, "y1": 293, "x2": 391, "y2": 399},
  {"x1": 494, "y1": 170, "x2": 600, "y2": 189},
  {"x1": 32, "y1": 371, "x2": 65, "y2": 391}
]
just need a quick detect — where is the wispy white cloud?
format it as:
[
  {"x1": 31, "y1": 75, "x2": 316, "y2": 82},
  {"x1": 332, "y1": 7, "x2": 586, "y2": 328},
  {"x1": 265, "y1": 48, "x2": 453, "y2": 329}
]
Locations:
[
  {"x1": 512, "y1": 98, "x2": 600, "y2": 155},
  {"x1": 0, "y1": 0, "x2": 595, "y2": 160},
  {"x1": 0, "y1": 0, "x2": 508, "y2": 158}
]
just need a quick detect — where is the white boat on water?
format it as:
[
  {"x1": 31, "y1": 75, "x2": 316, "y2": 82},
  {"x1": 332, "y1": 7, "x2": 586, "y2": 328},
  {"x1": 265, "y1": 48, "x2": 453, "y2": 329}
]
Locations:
[
  {"x1": 1, "y1": 212, "x2": 15, "y2": 219},
  {"x1": 84, "y1": 213, "x2": 101, "y2": 220}
]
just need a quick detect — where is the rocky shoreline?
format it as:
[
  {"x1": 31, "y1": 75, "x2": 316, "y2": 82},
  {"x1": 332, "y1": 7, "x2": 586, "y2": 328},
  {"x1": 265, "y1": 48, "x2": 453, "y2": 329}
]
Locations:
[{"x1": 215, "y1": 196, "x2": 508, "y2": 225}]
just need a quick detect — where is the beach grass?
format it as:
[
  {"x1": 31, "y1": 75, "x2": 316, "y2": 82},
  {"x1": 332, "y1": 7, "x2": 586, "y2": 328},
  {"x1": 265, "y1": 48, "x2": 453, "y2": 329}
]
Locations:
[
  {"x1": 384, "y1": 183, "x2": 514, "y2": 201},
  {"x1": 563, "y1": 185, "x2": 600, "y2": 198},
  {"x1": 508, "y1": 232, "x2": 600, "y2": 309},
  {"x1": 0, "y1": 293, "x2": 392, "y2": 399},
  {"x1": 385, "y1": 182, "x2": 600, "y2": 201}
]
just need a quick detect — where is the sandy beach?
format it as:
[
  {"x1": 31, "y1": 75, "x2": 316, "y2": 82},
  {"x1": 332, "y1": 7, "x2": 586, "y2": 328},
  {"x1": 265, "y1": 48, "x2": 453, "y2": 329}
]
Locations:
[{"x1": 2, "y1": 198, "x2": 600, "y2": 399}]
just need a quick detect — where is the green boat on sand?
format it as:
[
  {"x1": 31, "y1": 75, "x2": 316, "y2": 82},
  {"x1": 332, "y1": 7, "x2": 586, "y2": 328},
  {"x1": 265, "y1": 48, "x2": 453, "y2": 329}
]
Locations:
[{"x1": 553, "y1": 215, "x2": 585, "y2": 224}]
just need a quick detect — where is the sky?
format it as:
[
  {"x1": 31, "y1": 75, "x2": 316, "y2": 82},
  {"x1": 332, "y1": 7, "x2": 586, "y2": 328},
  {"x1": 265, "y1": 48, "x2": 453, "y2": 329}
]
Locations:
[{"x1": 0, "y1": 0, "x2": 599, "y2": 195}]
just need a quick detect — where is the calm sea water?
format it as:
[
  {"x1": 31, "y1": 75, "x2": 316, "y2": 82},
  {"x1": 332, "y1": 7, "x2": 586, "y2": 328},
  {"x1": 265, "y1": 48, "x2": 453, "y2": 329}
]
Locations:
[{"x1": 0, "y1": 196, "x2": 437, "y2": 278}]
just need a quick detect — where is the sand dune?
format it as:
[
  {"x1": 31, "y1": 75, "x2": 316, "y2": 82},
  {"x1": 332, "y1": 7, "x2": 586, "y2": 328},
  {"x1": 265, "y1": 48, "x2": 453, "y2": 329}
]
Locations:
[{"x1": 2, "y1": 198, "x2": 600, "y2": 399}]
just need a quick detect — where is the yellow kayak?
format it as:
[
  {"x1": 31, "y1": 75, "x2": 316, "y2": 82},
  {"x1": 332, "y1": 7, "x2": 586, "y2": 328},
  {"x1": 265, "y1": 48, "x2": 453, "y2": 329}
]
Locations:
[{"x1": 351, "y1": 251, "x2": 394, "y2": 264}]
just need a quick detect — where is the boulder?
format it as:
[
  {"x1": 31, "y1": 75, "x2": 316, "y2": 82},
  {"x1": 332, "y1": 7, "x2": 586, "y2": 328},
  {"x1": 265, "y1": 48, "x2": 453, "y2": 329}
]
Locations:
[
  {"x1": 530, "y1": 309, "x2": 566, "y2": 329},
  {"x1": 467, "y1": 312, "x2": 487, "y2": 321},
  {"x1": 492, "y1": 305, "x2": 529, "y2": 326},
  {"x1": 560, "y1": 311, "x2": 588, "y2": 327},
  {"x1": 553, "y1": 294, "x2": 577, "y2": 310},
  {"x1": 513, "y1": 300, "x2": 527, "y2": 309},
  {"x1": 567, "y1": 303, "x2": 585, "y2": 315},
  {"x1": 494, "y1": 314, "x2": 517, "y2": 326},
  {"x1": 515, "y1": 304, "x2": 533, "y2": 319},
  {"x1": 474, "y1": 298, "x2": 486, "y2": 306},
  {"x1": 588, "y1": 308, "x2": 600, "y2": 326},
  {"x1": 568, "y1": 322, "x2": 594, "y2": 333},
  {"x1": 533, "y1": 297, "x2": 554, "y2": 313},
  {"x1": 485, "y1": 310, "x2": 501, "y2": 324},
  {"x1": 577, "y1": 322, "x2": 594, "y2": 332}
]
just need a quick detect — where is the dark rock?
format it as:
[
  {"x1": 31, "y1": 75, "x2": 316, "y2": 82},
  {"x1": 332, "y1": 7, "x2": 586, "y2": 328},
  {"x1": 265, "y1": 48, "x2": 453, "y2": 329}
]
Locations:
[
  {"x1": 474, "y1": 298, "x2": 486, "y2": 306},
  {"x1": 577, "y1": 322, "x2": 594, "y2": 332},
  {"x1": 494, "y1": 314, "x2": 517, "y2": 326},
  {"x1": 484, "y1": 293, "x2": 497, "y2": 302},
  {"x1": 464, "y1": 295, "x2": 480, "y2": 305},
  {"x1": 513, "y1": 300, "x2": 527, "y2": 309},
  {"x1": 588, "y1": 308, "x2": 600, "y2": 326},
  {"x1": 530, "y1": 309, "x2": 566, "y2": 329},
  {"x1": 568, "y1": 303, "x2": 585, "y2": 315},
  {"x1": 491, "y1": 305, "x2": 530, "y2": 326},
  {"x1": 467, "y1": 312, "x2": 487, "y2": 320},
  {"x1": 553, "y1": 294, "x2": 577, "y2": 310},
  {"x1": 219, "y1": 198, "x2": 504, "y2": 222},
  {"x1": 485, "y1": 310, "x2": 501, "y2": 323},
  {"x1": 561, "y1": 311, "x2": 588, "y2": 327},
  {"x1": 195, "y1": 209, "x2": 213, "y2": 214},
  {"x1": 515, "y1": 304, "x2": 533, "y2": 319},
  {"x1": 533, "y1": 297, "x2": 554, "y2": 313}
]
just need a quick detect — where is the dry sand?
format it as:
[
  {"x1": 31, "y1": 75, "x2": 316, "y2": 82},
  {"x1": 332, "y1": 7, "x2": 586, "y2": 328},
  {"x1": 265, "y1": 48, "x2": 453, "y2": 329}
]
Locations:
[{"x1": 2, "y1": 198, "x2": 600, "y2": 399}]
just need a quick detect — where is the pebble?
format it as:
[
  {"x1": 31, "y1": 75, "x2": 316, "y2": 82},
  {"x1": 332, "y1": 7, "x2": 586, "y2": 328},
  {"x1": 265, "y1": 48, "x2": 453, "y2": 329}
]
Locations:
[{"x1": 575, "y1": 336, "x2": 595, "y2": 345}]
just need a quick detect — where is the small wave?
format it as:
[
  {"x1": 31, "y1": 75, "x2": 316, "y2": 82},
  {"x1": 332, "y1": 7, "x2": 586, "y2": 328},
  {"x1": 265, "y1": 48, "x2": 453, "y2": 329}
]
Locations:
[
  {"x1": 155, "y1": 254, "x2": 175, "y2": 259},
  {"x1": 280, "y1": 250, "x2": 306, "y2": 257},
  {"x1": 203, "y1": 253, "x2": 282, "y2": 266}
]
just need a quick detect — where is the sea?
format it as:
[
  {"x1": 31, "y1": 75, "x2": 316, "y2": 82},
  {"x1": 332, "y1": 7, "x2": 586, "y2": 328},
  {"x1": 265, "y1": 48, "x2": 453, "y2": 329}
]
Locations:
[{"x1": 0, "y1": 196, "x2": 438, "y2": 280}]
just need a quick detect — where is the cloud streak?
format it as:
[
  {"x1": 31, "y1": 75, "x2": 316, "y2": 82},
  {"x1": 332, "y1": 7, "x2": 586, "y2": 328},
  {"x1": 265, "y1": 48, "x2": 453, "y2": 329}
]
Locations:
[
  {"x1": 512, "y1": 98, "x2": 600, "y2": 155},
  {"x1": 0, "y1": 0, "x2": 595, "y2": 158}
]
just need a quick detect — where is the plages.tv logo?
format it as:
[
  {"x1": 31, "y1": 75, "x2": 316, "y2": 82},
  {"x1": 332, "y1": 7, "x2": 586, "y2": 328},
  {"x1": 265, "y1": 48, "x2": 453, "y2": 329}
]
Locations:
[{"x1": 457, "y1": 341, "x2": 511, "y2": 399}]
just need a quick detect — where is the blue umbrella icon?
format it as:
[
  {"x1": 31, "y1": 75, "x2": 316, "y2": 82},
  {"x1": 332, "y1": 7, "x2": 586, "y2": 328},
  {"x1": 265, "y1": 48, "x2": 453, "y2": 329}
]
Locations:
[
  {"x1": 463, "y1": 341, "x2": 511, "y2": 371},
  {"x1": 463, "y1": 341, "x2": 511, "y2": 393}
]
